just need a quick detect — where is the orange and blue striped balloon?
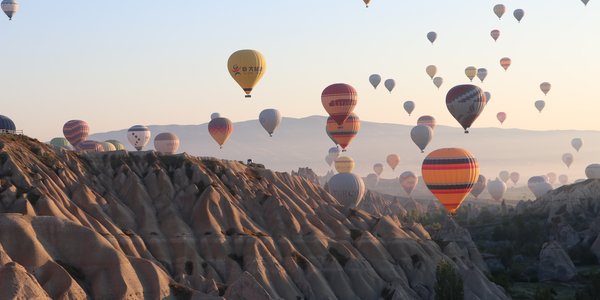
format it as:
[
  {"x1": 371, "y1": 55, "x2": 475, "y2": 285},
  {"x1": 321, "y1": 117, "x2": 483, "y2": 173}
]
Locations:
[
  {"x1": 422, "y1": 148, "x2": 479, "y2": 213},
  {"x1": 326, "y1": 113, "x2": 360, "y2": 151}
]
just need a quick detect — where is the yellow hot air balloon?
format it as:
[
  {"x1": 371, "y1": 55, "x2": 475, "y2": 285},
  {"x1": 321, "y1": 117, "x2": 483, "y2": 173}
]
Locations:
[
  {"x1": 335, "y1": 156, "x2": 355, "y2": 173},
  {"x1": 465, "y1": 66, "x2": 477, "y2": 81},
  {"x1": 422, "y1": 148, "x2": 480, "y2": 214},
  {"x1": 227, "y1": 49, "x2": 266, "y2": 98}
]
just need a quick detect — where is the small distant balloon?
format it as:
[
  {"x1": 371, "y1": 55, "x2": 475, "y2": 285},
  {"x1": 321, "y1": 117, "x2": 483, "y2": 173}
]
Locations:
[
  {"x1": 210, "y1": 112, "x2": 221, "y2": 120},
  {"x1": 369, "y1": 74, "x2": 381, "y2": 89},
  {"x1": 535, "y1": 100, "x2": 546, "y2": 113},
  {"x1": 417, "y1": 115, "x2": 436, "y2": 130},
  {"x1": 403, "y1": 101, "x2": 415, "y2": 116},
  {"x1": 571, "y1": 138, "x2": 583, "y2": 152},
  {"x1": 433, "y1": 77, "x2": 443, "y2": 89},
  {"x1": 490, "y1": 29, "x2": 500, "y2": 42},
  {"x1": 477, "y1": 68, "x2": 488, "y2": 83},
  {"x1": 259, "y1": 108, "x2": 282, "y2": 137},
  {"x1": 426, "y1": 65, "x2": 437, "y2": 79},
  {"x1": 500, "y1": 57, "x2": 511, "y2": 70},
  {"x1": 499, "y1": 171, "x2": 510, "y2": 183},
  {"x1": 208, "y1": 117, "x2": 234, "y2": 148},
  {"x1": 1, "y1": 0, "x2": 19, "y2": 20},
  {"x1": 465, "y1": 66, "x2": 477, "y2": 81},
  {"x1": 513, "y1": 9, "x2": 525, "y2": 22},
  {"x1": 470, "y1": 175, "x2": 487, "y2": 199},
  {"x1": 540, "y1": 82, "x2": 551, "y2": 95},
  {"x1": 411, "y1": 125, "x2": 433, "y2": 153},
  {"x1": 154, "y1": 133, "x2": 180, "y2": 154},
  {"x1": 427, "y1": 31, "x2": 437, "y2": 44},
  {"x1": 528, "y1": 176, "x2": 553, "y2": 198},
  {"x1": 497, "y1": 112, "x2": 507, "y2": 125},
  {"x1": 384, "y1": 79, "x2": 396, "y2": 93},
  {"x1": 510, "y1": 172, "x2": 520, "y2": 185},
  {"x1": 559, "y1": 174, "x2": 569, "y2": 185},
  {"x1": 386, "y1": 154, "x2": 400, "y2": 171},
  {"x1": 399, "y1": 171, "x2": 418, "y2": 196},
  {"x1": 493, "y1": 4, "x2": 506, "y2": 19},
  {"x1": 562, "y1": 153, "x2": 574, "y2": 168}
]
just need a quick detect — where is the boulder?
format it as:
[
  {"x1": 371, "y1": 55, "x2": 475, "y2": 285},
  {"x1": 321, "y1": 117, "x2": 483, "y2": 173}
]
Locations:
[{"x1": 538, "y1": 241, "x2": 577, "y2": 282}]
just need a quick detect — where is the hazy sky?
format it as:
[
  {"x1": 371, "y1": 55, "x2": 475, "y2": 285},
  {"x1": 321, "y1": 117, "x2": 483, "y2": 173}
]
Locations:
[{"x1": 0, "y1": 1, "x2": 599, "y2": 142}]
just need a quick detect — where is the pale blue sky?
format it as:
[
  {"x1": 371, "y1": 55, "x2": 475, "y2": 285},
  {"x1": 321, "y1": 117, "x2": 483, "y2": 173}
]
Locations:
[{"x1": 0, "y1": 1, "x2": 598, "y2": 141}]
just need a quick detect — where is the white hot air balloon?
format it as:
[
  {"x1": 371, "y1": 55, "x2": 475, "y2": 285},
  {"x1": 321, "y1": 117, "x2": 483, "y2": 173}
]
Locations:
[
  {"x1": 127, "y1": 125, "x2": 152, "y2": 151},
  {"x1": 410, "y1": 125, "x2": 433, "y2": 153},
  {"x1": 259, "y1": 108, "x2": 282, "y2": 137},
  {"x1": 403, "y1": 101, "x2": 415, "y2": 116},
  {"x1": 384, "y1": 79, "x2": 396, "y2": 93},
  {"x1": 528, "y1": 176, "x2": 553, "y2": 198},
  {"x1": 369, "y1": 74, "x2": 382, "y2": 89},
  {"x1": 585, "y1": 164, "x2": 600, "y2": 179},
  {"x1": 326, "y1": 173, "x2": 366, "y2": 208},
  {"x1": 1, "y1": 0, "x2": 19, "y2": 20},
  {"x1": 488, "y1": 178, "x2": 507, "y2": 202},
  {"x1": 433, "y1": 77, "x2": 443, "y2": 89},
  {"x1": 154, "y1": 132, "x2": 180, "y2": 154},
  {"x1": 210, "y1": 112, "x2": 221, "y2": 120},
  {"x1": 571, "y1": 138, "x2": 583, "y2": 152}
]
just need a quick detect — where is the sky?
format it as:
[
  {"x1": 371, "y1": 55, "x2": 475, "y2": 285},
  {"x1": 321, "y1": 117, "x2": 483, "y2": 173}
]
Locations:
[{"x1": 0, "y1": 1, "x2": 599, "y2": 142}]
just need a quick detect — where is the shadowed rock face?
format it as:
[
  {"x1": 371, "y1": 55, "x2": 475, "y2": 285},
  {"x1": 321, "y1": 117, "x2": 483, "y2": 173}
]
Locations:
[{"x1": 0, "y1": 135, "x2": 508, "y2": 299}]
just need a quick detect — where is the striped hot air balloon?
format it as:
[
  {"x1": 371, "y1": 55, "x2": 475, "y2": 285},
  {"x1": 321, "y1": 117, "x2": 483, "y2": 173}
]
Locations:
[
  {"x1": 154, "y1": 133, "x2": 180, "y2": 154},
  {"x1": 49, "y1": 137, "x2": 71, "y2": 150},
  {"x1": 128, "y1": 125, "x2": 151, "y2": 151},
  {"x1": 417, "y1": 115, "x2": 436, "y2": 130},
  {"x1": 422, "y1": 148, "x2": 480, "y2": 214},
  {"x1": 334, "y1": 156, "x2": 355, "y2": 173},
  {"x1": 446, "y1": 84, "x2": 487, "y2": 133},
  {"x1": 399, "y1": 171, "x2": 418, "y2": 196},
  {"x1": 63, "y1": 120, "x2": 90, "y2": 149},
  {"x1": 470, "y1": 175, "x2": 487, "y2": 199},
  {"x1": 326, "y1": 113, "x2": 360, "y2": 151},
  {"x1": 321, "y1": 83, "x2": 358, "y2": 126},
  {"x1": 208, "y1": 117, "x2": 234, "y2": 148},
  {"x1": 1, "y1": 0, "x2": 19, "y2": 20},
  {"x1": 78, "y1": 140, "x2": 104, "y2": 153}
]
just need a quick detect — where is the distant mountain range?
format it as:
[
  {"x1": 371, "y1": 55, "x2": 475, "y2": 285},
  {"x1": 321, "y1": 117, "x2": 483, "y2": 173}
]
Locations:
[{"x1": 90, "y1": 115, "x2": 600, "y2": 183}]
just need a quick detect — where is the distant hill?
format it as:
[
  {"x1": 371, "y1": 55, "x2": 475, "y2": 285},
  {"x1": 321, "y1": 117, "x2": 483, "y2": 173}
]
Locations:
[{"x1": 90, "y1": 115, "x2": 600, "y2": 182}]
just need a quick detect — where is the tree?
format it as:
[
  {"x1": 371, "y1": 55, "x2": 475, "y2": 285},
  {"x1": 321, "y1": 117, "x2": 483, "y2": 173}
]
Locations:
[{"x1": 435, "y1": 260, "x2": 464, "y2": 300}]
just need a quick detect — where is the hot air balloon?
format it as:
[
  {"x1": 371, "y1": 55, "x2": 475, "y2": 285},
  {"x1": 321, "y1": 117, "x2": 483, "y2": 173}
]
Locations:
[
  {"x1": 321, "y1": 83, "x2": 358, "y2": 126},
  {"x1": 384, "y1": 79, "x2": 396, "y2": 93},
  {"x1": 154, "y1": 132, "x2": 179, "y2": 154},
  {"x1": 63, "y1": 120, "x2": 90, "y2": 149},
  {"x1": 325, "y1": 155, "x2": 334, "y2": 167},
  {"x1": 127, "y1": 125, "x2": 151, "y2": 151},
  {"x1": 540, "y1": 82, "x2": 551, "y2": 95},
  {"x1": 499, "y1": 171, "x2": 510, "y2": 183},
  {"x1": 471, "y1": 175, "x2": 487, "y2": 199},
  {"x1": 411, "y1": 125, "x2": 433, "y2": 153},
  {"x1": 326, "y1": 113, "x2": 360, "y2": 151},
  {"x1": 227, "y1": 49, "x2": 266, "y2": 98},
  {"x1": 484, "y1": 92, "x2": 491, "y2": 103},
  {"x1": 326, "y1": 173, "x2": 366, "y2": 208},
  {"x1": 571, "y1": 138, "x2": 583, "y2": 152},
  {"x1": 154, "y1": 133, "x2": 180, "y2": 154},
  {"x1": 582, "y1": 0, "x2": 590, "y2": 5},
  {"x1": 500, "y1": 57, "x2": 511, "y2": 70},
  {"x1": 426, "y1": 65, "x2": 437, "y2": 79},
  {"x1": 210, "y1": 112, "x2": 221, "y2": 120},
  {"x1": 208, "y1": 117, "x2": 234, "y2": 149},
  {"x1": 99, "y1": 141, "x2": 116, "y2": 152},
  {"x1": 422, "y1": 148, "x2": 479, "y2": 214},
  {"x1": 586, "y1": 164, "x2": 600, "y2": 179},
  {"x1": 488, "y1": 178, "x2": 507, "y2": 202},
  {"x1": 373, "y1": 163, "x2": 384, "y2": 176},
  {"x1": 497, "y1": 112, "x2": 507, "y2": 125},
  {"x1": 446, "y1": 84, "x2": 487, "y2": 133},
  {"x1": 106, "y1": 140, "x2": 126, "y2": 151},
  {"x1": 559, "y1": 174, "x2": 569, "y2": 185},
  {"x1": 329, "y1": 147, "x2": 340, "y2": 159},
  {"x1": 465, "y1": 66, "x2": 477, "y2": 81},
  {"x1": 510, "y1": 172, "x2": 520, "y2": 185},
  {"x1": 363, "y1": 0, "x2": 371, "y2": 7},
  {"x1": 493, "y1": 4, "x2": 506, "y2": 19},
  {"x1": 259, "y1": 109, "x2": 282, "y2": 137},
  {"x1": 365, "y1": 173, "x2": 379, "y2": 188},
  {"x1": 369, "y1": 74, "x2": 381, "y2": 89},
  {"x1": 528, "y1": 176, "x2": 552, "y2": 198},
  {"x1": 547, "y1": 172, "x2": 557, "y2": 185},
  {"x1": 477, "y1": 68, "x2": 488, "y2": 83},
  {"x1": 513, "y1": 9, "x2": 525, "y2": 22},
  {"x1": 1, "y1": 0, "x2": 18, "y2": 20},
  {"x1": 78, "y1": 140, "x2": 104, "y2": 153},
  {"x1": 49, "y1": 137, "x2": 71, "y2": 150},
  {"x1": 535, "y1": 100, "x2": 546, "y2": 113},
  {"x1": 403, "y1": 101, "x2": 415, "y2": 116},
  {"x1": 335, "y1": 156, "x2": 355, "y2": 173},
  {"x1": 427, "y1": 31, "x2": 437, "y2": 44},
  {"x1": 387, "y1": 154, "x2": 400, "y2": 171},
  {"x1": 490, "y1": 29, "x2": 500, "y2": 42},
  {"x1": 562, "y1": 153, "x2": 574, "y2": 168},
  {"x1": 433, "y1": 77, "x2": 443, "y2": 89},
  {"x1": 417, "y1": 115, "x2": 436, "y2": 130},
  {"x1": 399, "y1": 171, "x2": 418, "y2": 196}
]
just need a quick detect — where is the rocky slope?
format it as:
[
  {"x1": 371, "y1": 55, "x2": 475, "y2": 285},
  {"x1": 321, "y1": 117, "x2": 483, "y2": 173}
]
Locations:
[{"x1": 0, "y1": 134, "x2": 508, "y2": 299}]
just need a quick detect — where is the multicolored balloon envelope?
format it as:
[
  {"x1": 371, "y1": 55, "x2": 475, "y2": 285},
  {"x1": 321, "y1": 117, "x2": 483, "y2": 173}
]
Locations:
[
  {"x1": 78, "y1": 140, "x2": 104, "y2": 153},
  {"x1": 335, "y1": 156, "x2": 355, "y2": 173},
  {"x1": 128, "y1": 125, "x2": 151, "y2": 151},
  {"x1": 63, "y1": 120, "x2": 90, "y2": 149},
  {"x1": 326, "y1": 173, "x2": 366, "y2": 208},
  {"x1": 227, "y1": 49, "x2": 266, "y2": 98},
  {"x1": 322, "y1": 83, "x2": 358, "y2": 126},
  {"x1": 446, "y1": 84, "x2": 487, "y2": 133},
  {"x1": 99, "y1": 141, "x2": 116, "y2": 152},
  {"x1": 399, "y1": 171, "x2": 418, "y2": 196},
  {"x1": 422, "y1": 148, "x2": 480, "y2": 214},
  {"x1": 154, "y1": 132, "x2": 180, "y2": 154},
  {"x1": 1, "y1": 0, "x2": 19, "y2": 20},
  {"x1": 208, "y1": 117, "x2": 234, "y2": 148},
  {"x1": 470, "y1": 175, "x2": 487, "y2": 199},
  {"x1": 417, "y1": 115, "x2": 436, "y2": 130},
  {"x1": 326, "y1": 113, "x2": 360, "y2": 151}
]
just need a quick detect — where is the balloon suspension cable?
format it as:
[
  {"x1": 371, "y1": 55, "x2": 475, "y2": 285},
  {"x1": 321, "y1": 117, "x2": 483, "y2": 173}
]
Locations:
[
  {"x1": 421, "y1": 150, "x2": 424, "y2": 154},
  {"x1": 220, "y1": 146, "x2": 223, "y2": 149}
]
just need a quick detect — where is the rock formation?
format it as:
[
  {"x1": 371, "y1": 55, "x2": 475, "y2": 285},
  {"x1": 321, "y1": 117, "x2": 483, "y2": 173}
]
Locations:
[{"x1": 538, "y1": 241, "x2": 578, "y2": 282}]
